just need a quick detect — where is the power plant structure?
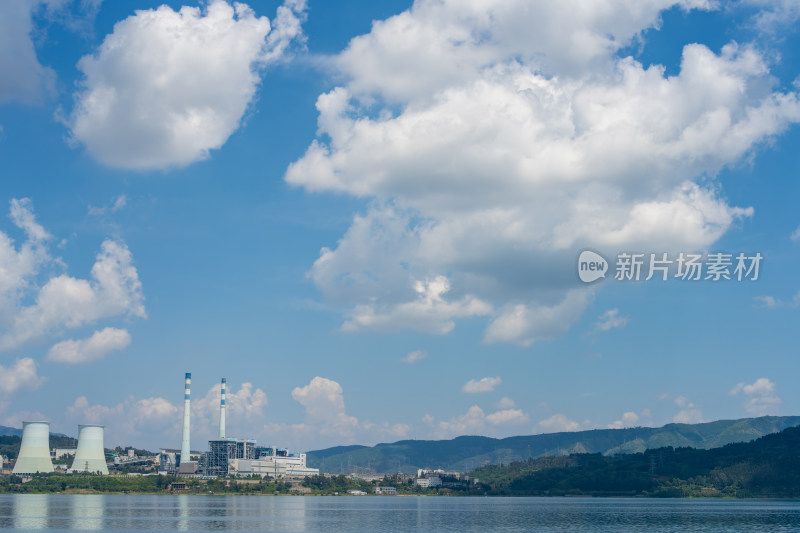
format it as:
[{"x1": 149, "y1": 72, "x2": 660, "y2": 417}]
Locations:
[
  {"x1": 13, "y1": 421, "x2": 54, "y2": 474},
  {"x1": 6, "y1": 373, "x2": 318, "y2": 480},
  {"x1": 179, "y1": 372, "x2": 192, "y2": 464},
  {"x1": 69, "y1": 424, "x2": 109, "y2": 475},
  {"x1": 160, "y1": 373, "x2": 319, "y2": 479},
  {"x1": 219, "y1": 378, "x2": 226, "y2": 439}
]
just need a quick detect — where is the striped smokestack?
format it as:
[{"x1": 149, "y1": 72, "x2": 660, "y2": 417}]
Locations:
[
  {"x1": 180, "y1": 372, "x2": 191, "y2": 462},
  {"x1": 219, "y1": 378, "x2": 226, "y2": 439}
]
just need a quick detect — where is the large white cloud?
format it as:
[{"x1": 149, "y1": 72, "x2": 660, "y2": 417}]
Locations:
[
  {"x1": 68, "y1": 0, "x2": 307, "y2": 169},
  {"x1": 287, "y1": 0, "x2": 800, "y2": 344},
  {"x1": 0, "y1": 198, "x2": 146, "y2": 351}
]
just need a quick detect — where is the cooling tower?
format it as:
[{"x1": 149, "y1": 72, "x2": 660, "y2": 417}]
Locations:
[
  {"x1": 219, "y1": 378, "x2": 226, "y2": 439},
  {"x1": 180, "y1": 372, "x2": 191, "y2": 463},
  {"x1": 70, "y1": 424, "x2": 109, "y2": 475},
  {"x1": 13, "y1": 421, "x2": 54, "y2": 474}
]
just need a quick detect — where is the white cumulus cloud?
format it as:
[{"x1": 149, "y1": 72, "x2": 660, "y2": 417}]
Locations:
[
  {"x1": 537, "y1": 413, "x2": 581, "y2": 433},
  {"x1": 486, "y1": 408, "x2": 530, "y2": 426},
  {"x1": 291, "y1": 376, "x2": 359, "y2": 437},
  {"x1": 68, "y1": 0, "x2": 307, "y2": 169},
  {"x1": 287, "y1": 0, "x2": 800, "y2": 345},
  {"x1": 730, "y1": 377, "x2": 781, "y2": 416},
  {"x1": 484, "y1": 290, "x2": 592, "y2": 347},
  {"x1": 401, "y1": 350, "x2": 427, "y2": 364},
  {"x1": 0, "y1": 199, "x2": 146, "y2": 351},
  {"x1": 46, "y1": 327, "x2": 131, "y2": 364},
  {"x1": 608, "y1": 411, "x2": 639, "y2": 429},
  {"x1": 462, "y1": 376, "x2": 502, "y2": 394},
  {"x1": 0, "y1": 358, "x2": 44, "y2": 395},
  {"x1": 670, "y1": 395, "x2": 704, "y2": 423},
  {"x1": 594, "y1": 308, "x2": 628, "y2": 332}
]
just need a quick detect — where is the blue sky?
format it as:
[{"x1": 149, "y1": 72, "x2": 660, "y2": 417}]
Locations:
[{"x1": 0, "y1": 0, "x2": 799, "y2": 452}]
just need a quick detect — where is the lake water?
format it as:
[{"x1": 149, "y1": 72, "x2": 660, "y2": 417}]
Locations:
[{"x1": 2, "y1": 495, "x2": 800, "y2": 532}]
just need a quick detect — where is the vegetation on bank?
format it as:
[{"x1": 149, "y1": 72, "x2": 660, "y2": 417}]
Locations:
[
  {"x1": 307, "y1": 416, "x2": 800, "y2": 473},
  {"x1": 3, "y1": 425, "x2": 800, "y2": 498},
  {"x1": 0, "y1": 474, "x2": 298, "y2": 495},
  {"x1": 473, "y1": 426, "x2": 800, "y2": 498}
]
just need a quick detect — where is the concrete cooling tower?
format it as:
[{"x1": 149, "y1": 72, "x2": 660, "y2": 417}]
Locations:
[
  {"x1": 13, "y1": 421, "x2": 54, "y2": 474},
  {"x1": 70, "y1": 424, "x2": 109, "y2": 475}
]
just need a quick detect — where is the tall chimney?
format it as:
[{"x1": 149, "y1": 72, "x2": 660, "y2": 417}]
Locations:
[
  {"x1": 219, "y1": 378, "x2": 226, "y2": 439},
  {"x1": 180, "y1": 372, "x2": 191, "y2": 462}
]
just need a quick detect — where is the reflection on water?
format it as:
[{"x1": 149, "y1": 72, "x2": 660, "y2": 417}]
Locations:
[
  {"x1": 71, "y1": 494, "x2": 103, "y2": 530},
  {"x1": 12, "y1": 494, "x2": 50, "y2": 530},
  {"x1": 1, "y1": 495, "x2": 800, "y2": 532}
]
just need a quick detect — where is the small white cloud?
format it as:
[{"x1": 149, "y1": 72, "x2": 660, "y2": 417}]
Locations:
[
  {"x1": 673, "y1": 408, "x2": 704, "y2": 424},
  {"x1": 730, "y1": 377, "x2": 781, "y2": 416},
  {"x1": 401, "y1": 350, "x2": 427, "y2": 364},
  {"x1": 537, "y1": 413, "x2": 580, "y2": 433},
  {"x1": 462, "y1": 376, "x2": 502, "y2": 394},
  {"x1": 486, "y1": 408, "x2": 529, "y2": 426},
  {"x1": 755, "y1": 291, "x2": 800, "y2": 308},
  {"x1": 0, "y1": 358, "x2": 44, "y2": 395},
  {"x1": 495, "y1": 397, "x2": 516, "y2": 409},
  {"x1": 607, "y1": 411, "x2": 639, "y2": 429},
  {"x1": 674, "y1": 395, "x2": 692, "y2": 408},
  {"x1": 670, "y1": 396, "x2": 704, "y2": 423},
  {"x1": 433, "y1": 406, "x2": 486, "y2": 437},
  {"x1": 791, "y1": 225, "x2": 800, "y2": 242},
  {"x1": 88, "y1": 194, "x2": 127, "y2": 216},
  {"x1": 593, "y1": 308, "x2": 628, "y2": 332},
  {"x1": 46, "y1": 327, "x2": 131, "y2": 364}
]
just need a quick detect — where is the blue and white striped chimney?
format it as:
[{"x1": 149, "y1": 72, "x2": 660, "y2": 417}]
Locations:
[
  {"x1": 180, "y1": 373, "x2": 191, "y2": 462},
  {"x1": 219, "y1": 378, "x2": 226, "y2": 439}
]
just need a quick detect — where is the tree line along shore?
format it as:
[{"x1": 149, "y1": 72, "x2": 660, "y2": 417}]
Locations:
[{"x1": 2, "y1": 425, "x2": 800, "y2": 497}]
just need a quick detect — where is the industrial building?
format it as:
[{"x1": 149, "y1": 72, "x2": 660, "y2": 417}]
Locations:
[
  {"x1": 13, "y1": 422, "x2": 55, "y2": 475},
  {"x1": 157, "y1": 373, "x2": 318, "y2": 479},
  {"x1": 69, "y1": 425, "x2": 109, "y2": 475},
  {"x1": 6, "y1": 373, "x2": 318, "y2": 480}
]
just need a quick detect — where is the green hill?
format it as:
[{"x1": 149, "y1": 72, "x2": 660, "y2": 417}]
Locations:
[
  {"x1": 307, "y1": 416, "x2": 800, "y2": 474},
  {"x1": 475, "y1": 425, "x2": 800, "y2": 497}
]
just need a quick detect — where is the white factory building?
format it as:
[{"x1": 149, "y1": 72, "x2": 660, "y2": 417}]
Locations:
[{"x1": 163, "y1": 374, "x2": 319, "y2": 479}]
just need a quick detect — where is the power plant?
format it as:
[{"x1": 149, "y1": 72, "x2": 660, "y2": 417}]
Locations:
[
  {"x1": 13, "y1": 421, "x2": 54, "y2": 475},
  {"x1": 6, "y1": 372, "x2": 317, "y2": 480},
  {"x1": 70, "y1": 424, "x2": 109, "y2": 475},
  {"x1": 161, "y1": 373, "x2": 318, "y2": 478},
  {"x1": 179, "y1": 372, "x2": 192, "y2": 468}
]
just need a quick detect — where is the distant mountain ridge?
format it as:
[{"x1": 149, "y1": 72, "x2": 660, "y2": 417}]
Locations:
[
  {"x1": 0, "y1": 426, "x2": 21, "y2": 437},
  {"x1": 307, "y1": 416, "x2": 800, "y2": 474}
]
